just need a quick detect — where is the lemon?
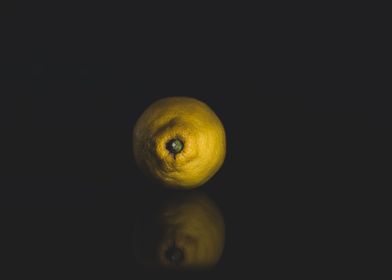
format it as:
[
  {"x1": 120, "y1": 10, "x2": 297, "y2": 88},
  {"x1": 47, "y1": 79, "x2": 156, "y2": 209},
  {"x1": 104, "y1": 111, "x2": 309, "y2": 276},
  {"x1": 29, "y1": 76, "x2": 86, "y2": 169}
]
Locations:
[
  {"x1": 133, "y1": 97, "x2": 226, "y2": 189},
  {"x1": 132, "y1": 191, "x2": 225, "y2": 270}
]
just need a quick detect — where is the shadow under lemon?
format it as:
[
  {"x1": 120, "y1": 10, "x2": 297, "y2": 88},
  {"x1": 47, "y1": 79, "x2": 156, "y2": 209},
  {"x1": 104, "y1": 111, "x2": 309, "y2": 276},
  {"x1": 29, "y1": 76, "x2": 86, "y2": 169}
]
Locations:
[{"x1": 132, "y1": 190, "x2": 225, "y2": 270}]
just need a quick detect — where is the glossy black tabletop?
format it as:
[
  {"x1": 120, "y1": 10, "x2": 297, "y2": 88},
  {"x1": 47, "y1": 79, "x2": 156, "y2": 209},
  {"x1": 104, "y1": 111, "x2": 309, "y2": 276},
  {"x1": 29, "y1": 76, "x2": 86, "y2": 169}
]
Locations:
[{"x1": 1, "y1": 13, "x2": 383, "y2": 277}]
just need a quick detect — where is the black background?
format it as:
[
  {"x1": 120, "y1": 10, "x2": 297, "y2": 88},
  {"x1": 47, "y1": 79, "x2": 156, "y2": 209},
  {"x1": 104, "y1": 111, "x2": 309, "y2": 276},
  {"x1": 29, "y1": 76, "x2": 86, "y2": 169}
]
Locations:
[{"x1": 0, "y1": 6, "x2": 386, "y2": 278}]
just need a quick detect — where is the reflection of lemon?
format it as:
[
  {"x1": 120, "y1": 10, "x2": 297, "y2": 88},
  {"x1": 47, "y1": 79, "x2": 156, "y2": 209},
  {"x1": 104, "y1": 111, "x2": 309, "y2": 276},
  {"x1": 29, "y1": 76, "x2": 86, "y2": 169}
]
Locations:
[
  {"x1": 133, "y1": 191, "x2": 225, "y2": 270},
  {"x1": 133, "y1": 97, "x2": 226, "y2": 189}
]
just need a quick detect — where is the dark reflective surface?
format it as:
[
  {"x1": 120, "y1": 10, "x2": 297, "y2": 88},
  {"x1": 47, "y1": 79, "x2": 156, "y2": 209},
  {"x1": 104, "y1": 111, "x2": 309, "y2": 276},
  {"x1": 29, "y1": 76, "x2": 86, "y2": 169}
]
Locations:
[
  {"x1": 1, "y1": 15, "x2": 381, "y2": 276},
  {"x1": 132, "y1": 190, "x2": 225, "y2": 270}
]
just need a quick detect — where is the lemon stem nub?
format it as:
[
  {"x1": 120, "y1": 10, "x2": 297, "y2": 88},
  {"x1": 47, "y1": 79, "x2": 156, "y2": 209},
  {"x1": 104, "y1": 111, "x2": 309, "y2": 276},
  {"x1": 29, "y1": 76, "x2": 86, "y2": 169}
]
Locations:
[
  {"x1": 166, "y1": 138, "x2": 183, "y2": 155},
  {"x1": 165, "y1": 244, "x2": 184, "y2": 265}
]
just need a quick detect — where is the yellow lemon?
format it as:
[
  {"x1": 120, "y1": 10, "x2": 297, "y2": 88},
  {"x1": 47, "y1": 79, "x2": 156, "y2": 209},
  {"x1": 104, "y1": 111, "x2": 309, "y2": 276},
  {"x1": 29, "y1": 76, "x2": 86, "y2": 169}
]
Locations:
[
  {"x1": 133, "y1": 97, "x2": 226, "y2": 189},
  {"x1": 132, "y1": 191, "x2": 225, "y2": 270}
]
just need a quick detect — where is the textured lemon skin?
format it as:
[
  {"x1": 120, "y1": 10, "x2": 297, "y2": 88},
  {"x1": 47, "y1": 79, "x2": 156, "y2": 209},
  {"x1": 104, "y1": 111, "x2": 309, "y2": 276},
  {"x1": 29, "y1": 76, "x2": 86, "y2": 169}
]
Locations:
[
  {"x1": 132, "y1": 191, "x2": 225, "y2": 270},
  {"x1": 133, "y1": 97, "x2": 226, "y2": 189}
]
